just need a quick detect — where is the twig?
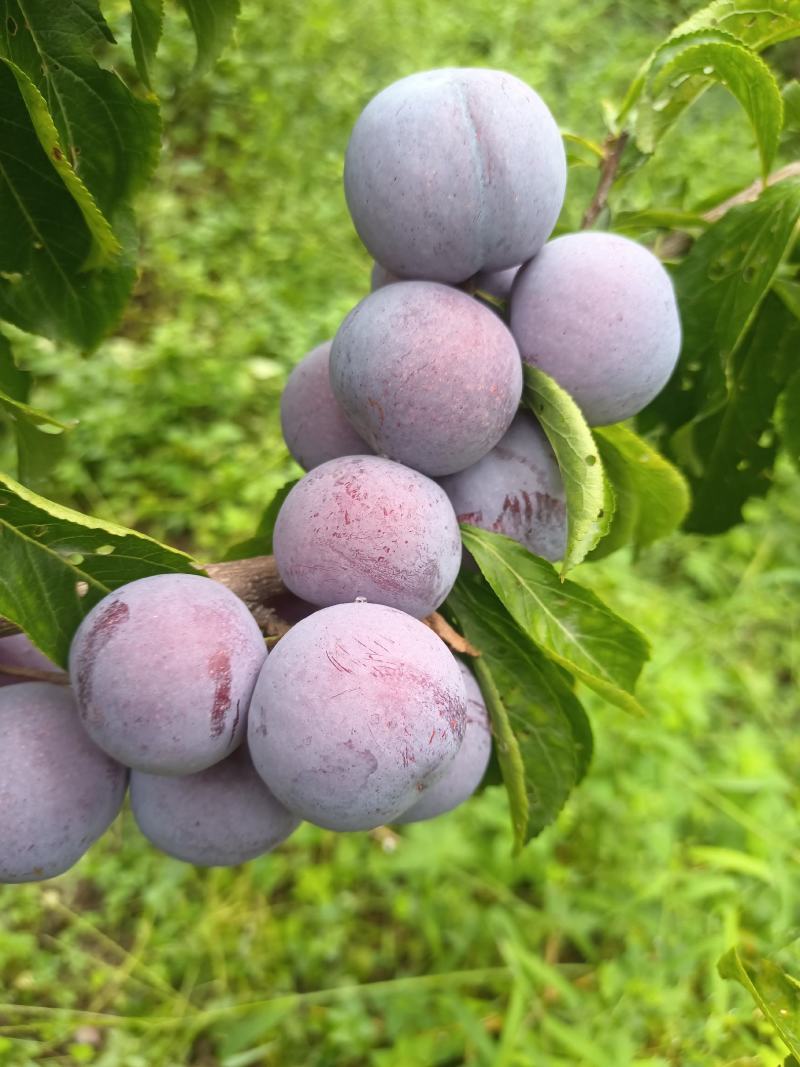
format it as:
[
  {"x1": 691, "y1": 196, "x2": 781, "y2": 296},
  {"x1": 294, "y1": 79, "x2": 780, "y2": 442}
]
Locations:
[
  {"x1": 581, "y1": 131, "x2": 629, "y2": 230},
  {"x1": 0, "y1": 665, "x2": 69, "y2": 685}
]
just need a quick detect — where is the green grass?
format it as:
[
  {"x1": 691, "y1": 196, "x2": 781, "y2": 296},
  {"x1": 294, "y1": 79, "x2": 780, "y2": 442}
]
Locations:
[{"x1": 2, "y1": 1, "x2": 799, "y2": 1063}]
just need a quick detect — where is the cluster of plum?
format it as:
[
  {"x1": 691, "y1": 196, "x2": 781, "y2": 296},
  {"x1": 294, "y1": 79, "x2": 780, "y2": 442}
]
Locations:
[{"x1": 0, "y1": 67, "x2": 682, "y2": 883}]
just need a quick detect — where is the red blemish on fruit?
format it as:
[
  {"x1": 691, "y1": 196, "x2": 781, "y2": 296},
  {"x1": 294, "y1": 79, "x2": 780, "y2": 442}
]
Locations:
[
  {"x1": 76, "y1": 599, "x2": 130, "y2": 718},
  {"x1": 208, "y1": 650, "x2": 232, "y2": 738}
]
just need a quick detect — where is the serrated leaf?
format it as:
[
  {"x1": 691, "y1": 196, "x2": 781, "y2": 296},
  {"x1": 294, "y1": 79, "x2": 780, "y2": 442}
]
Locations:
[
  {"x1": 223, "y1": 478, "x2": 301, "y2": 561},
  {"x1": 522, "y1": 366, "x2": 614, "y2": 575},
  {"x1": 639, "y1": 32, "x2": 784, "y2": 175},
  {"x1": 777, "y1": 367, "x2": 800, "y2": 470},
  {"x1": 591, "y1": 425, "x2": 690, "y2": 558},
  {"x1": 445, "y1": 573, "x2": 587, "y2": 848},
  {"x1": 642, "y1": 180, "x2": 800, "y2": 438},
  {"x1": 718, "y1": 946, "x2": 800, "y2": 1057},
  {"x1": 461, "y1": 526, "x2": 650, "y2": 716},
  {"x1": 1, "y1": 59, "x2": 120, "y2": 269},
  {"x1": 130, "y1": 0, "x2": 164, "y2": 88},
  {"x1": 0, "y1": 473, "x2": 201, "y2": 667},
  {"x1": 0, "y1": 1, "x2": 161, "y2": 216},
  {"x1": 680, "y1": 295, "x2": 800, "y2": 532},
  {"x1": 177, "y1": 0, "x2": 241, "y2": 74}
]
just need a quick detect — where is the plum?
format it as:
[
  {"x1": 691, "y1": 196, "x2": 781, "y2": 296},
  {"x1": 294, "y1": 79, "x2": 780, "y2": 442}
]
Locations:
[
  {"x1": 0, "y1": 683, "x2": 127, "y2": 883},
  {"x1": 370, "y1": 262, "x2": 401, "y2": 290},
  {"x1": 69, "y1": 574, "x2": 266, "y2": 775},
  {"x1": 280, "y1": 341, "x2": 370, "y2": 470},
  {"x1": 130, "y1": 745, "x2": 300, "y2": 866},
  {"x1": 438, "y1": 412, "x2": 567, "y2": 562},
  {"x1": 330, "y1": 281, "x2": 523, "y2": 477},
  {"x1": 273, "y1": 455, "x2": 461, "y2": 618},
  {"x1": 473, "y1": 265, "x2": 521, "y2": 302},
  {"x1": 509, "y1": 232, "x2": 682, "y2": 426},
  {"x1": 345, "y1": 68, "x2": 566, "y2": 283},
  {"x1": 248, "y1": 602, "x2": 467, "y2": 831},
  {"x1": 398, "y1": 660, "x2": 491, "y2": 822},
  {"x1": 0, "y1": 633, "x2": 63, "y2": 686}
]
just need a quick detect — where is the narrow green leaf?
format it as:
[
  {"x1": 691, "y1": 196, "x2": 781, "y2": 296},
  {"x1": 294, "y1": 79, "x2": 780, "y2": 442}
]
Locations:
[
  {"x1": 0, "y1": 1, "x2": 161, "y2": 216},
  {"x1": 718, "y1": 946, "x2": 800, "y2": 1057},
  {"x1": 445, "y1": 573, "x2": 586, "y2": 848},
  {"x1": 642, "y1": 180, "x2": 800, "y2": 438},
  {"x1": 461, "y1": 526, "x2": 650, "y2": 716},
  {"x1": 680, "y1": 295, "x2": 800, "y2": 532},
  {"x1": 0, "y1": 473, "x2": 201, "y2": 667},
  {"x1": 777, "y1": 367, "x2": 800, "y2": 471},
  {"x1": 522, "y1": 366, "x2": 614, "y2": 575},
  {"x1": 784, "y1": 81, "x2": 800, "y2": 131},
  {"x1": 177, "y1": 0, "x2": 241, "y2": 74},
  {"x1": 639, "y1": 32, "x2": 784, "y2": 175},
  {"x1": 591, "y1": 425, "x2": 690, "y2": 558},
  {"x1": 0, "y1": 333, "x2": 29, "y2": 403},
  {"x1": 0, "y1": 378, "x2": 70, "y2": 487},
  {"x1": 1, "y1": 59, "x2": 121, "y2": 268},
  {"x1": 130, "y1": 0, "x2": 164, "y2": 89},
  {"x1": 611, "y1": 207, "x2": 709, "y2": 237},
  {"x1": 775, "y1": 278, "x2": 800, "y2": 321},
  {"x1": 223, "y1": 478, "x2": 301, "y2": 561}
]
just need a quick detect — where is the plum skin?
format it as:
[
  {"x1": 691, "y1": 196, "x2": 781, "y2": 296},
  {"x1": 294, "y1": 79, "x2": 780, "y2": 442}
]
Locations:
[
  {"x1": 273, "y1": 455, "x2": 462, "y2": 619},
  {"x1": 330, "y1": 281, "x2": 523, "y2": 477},
  {"x1": 0, "y1": 633, "x2": 62, "y2": 686},
  {"x1": 130, "y1": 745, "x2": 301, "y2": 867},
  {"x1": 398, "y1": 661, "x2": 492, "y2": 822},
  {"x1": 280, "y1": 340, "x2": 370, "y2": 470},
  {"x1": 509, "y1": 232, "x2": 682, "y2": 426},
  {"x1": 248, "y1": 602, "x2": 467, "y2": 831},
  {"x1": 345, "y1": 68, "x2": 566, "y2": 283},
  {"x1": 0, "y1": 683, "x2": 127, "y2": 883},
  {"x1": 69, "y1": 573, "x2": 266, "y2": 775},
  {"x1": 438, "y1": 412, "x2": 567, "y2": 562}
]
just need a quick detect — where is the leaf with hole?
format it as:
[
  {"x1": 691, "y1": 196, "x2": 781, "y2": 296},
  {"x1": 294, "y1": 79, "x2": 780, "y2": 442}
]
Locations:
[{"x1": 522, "y1": 366, "x2": 614, "y2": 575}]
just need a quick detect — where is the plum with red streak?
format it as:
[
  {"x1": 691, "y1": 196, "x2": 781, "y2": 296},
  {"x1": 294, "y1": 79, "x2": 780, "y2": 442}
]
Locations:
[
  {"x1": 69, "y1": 574, "x2": 266, "y2": 775},
  {"x1": 330, "y1": 281, "x2": 523, "y2": 477},
  {"x1": 0, "y1": 683, "x2": 127, "y2": 883},
  {"x1": 0, "y1": 634, "x2": 63, "y2": 686},
  {"x1": 273, "y1": 455, "x2": 461, "y2": 618},
  {"x1": 130, "y1": 745, "x2": 300, "y2": 866},
  {"x1": 438, "y1": 412, "x2": 567, "y2": 562},
  {"x1": 280, "y1": 341, "x2": 371, "y2": 471},
  {"x1": 248, "y1": 602, "x2": 467, "y2": 831},
  {"x1": 398, "y1": 660, "x2": 492, "y2": 822}
]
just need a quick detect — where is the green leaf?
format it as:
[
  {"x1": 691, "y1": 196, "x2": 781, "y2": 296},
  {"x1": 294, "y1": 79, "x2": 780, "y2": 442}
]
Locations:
[
  {"x1": 681, "y1": 295, "x2": 800, "y2": 532},
  {"x1": 130, "y1": 0, "x2": 164, "y2": 89},
  {"x1": 775, "y1": 277, "x2": 800, "y2": 321},
  {"x1": 638, "y1": 32, "x2": 784, "y2": 175},
  {"x1": 522, "y1": 366, "x2": 614, "y2": 575},
  {"x1": 445, "y1": 573, "x2": 587, "y2": 848},
  {"x1": 461, "y1": 526, "x2": 650, "y2": 716},
  {"x1": 0, "y1": 473, "x2": 201, "y2": 668},
  {"x1": 223, "y1": 478, "x2": 301, "y2": 561},
  {"x1": 784, "y1": 81, "x2": 800, "y2": 131},
  {"x1": 1, "y1": 59, "x2": 121, "y2": 269},
  {"x1": 177, "y1": 0, "x2": 241, "y2": 74},
  {"x1": 718, "y1": 946, "x2": 800, "y2": 1058},
  {"x1": 642, "y1": 180, "x2": 800, "y2": 438},
  {"x1": 591, "y1": 425, "x2": 690, "y2": 558},
  {"x1": 0, "y1": 333, "x2": 29, "y2": 403},
  {"x1": 0, "y1": 1, "x2": 161, "y2": 216},
  {"x1": 611, "y1": 207, "x2": 709, "y2": 237},
  {"x1": 777, "y1": 367, "x2": 800, "y2": 471}
]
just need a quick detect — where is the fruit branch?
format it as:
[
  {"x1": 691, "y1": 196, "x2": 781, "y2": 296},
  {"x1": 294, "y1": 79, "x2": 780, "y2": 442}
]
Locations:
[{"x1": 581, "y1": 131, "x2": 629, "y2": 230}]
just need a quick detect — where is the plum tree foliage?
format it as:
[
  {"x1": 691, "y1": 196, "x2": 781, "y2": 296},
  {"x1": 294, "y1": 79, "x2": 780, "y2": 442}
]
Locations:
[
  {"x1": 248, "y1": 602, "x2": 467, "y2": 831},
  {"x1": 273, "y1": 455, "x2": 462, "y2": 618},
  {"x1": 0, "y1": 2, "x2": 798, "y2": 964},
  {"x1": 330, "y1": 281, "x2": 523, "y2": 476}
]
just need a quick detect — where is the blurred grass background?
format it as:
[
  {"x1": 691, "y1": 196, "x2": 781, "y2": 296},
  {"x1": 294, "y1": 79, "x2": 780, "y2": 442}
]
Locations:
[{"x1": 2, "y1": 0, "x2": 800, "y2": 1064}]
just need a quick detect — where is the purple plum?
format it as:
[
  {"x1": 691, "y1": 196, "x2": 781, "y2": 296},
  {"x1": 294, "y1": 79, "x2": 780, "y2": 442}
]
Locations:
[
  {"x1": 0, "y1": 633, "x2": 63, "y2": 686},
  {"x1": 69, "y1": 574, "x2": 266, "y2": 775},
  {"x1": 248, "y1": 602, "x2": 467, "y2": 831}
]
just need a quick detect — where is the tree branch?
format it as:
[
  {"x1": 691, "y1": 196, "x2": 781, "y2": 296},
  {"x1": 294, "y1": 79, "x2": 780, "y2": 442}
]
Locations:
[{"x1": 581, "y1": 132, "x2": 630, "y2": 230}]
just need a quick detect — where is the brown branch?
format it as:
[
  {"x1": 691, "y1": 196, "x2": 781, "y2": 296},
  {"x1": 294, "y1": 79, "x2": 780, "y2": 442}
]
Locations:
[
  {"x1": 0, "y1": 665, "x2": 69, "y2": 685},
  {"x1": 0, "y1": 556, "x2": 478, "y2": 661},
  {"x1": 581, "y1": 131, "x2": 630, "y2": 230}
]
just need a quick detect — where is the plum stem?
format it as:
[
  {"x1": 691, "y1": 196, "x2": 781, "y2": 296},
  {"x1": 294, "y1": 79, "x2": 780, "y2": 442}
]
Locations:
[{"x1": 581, "y1": 131, "x2": 629, "y2": 230}]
